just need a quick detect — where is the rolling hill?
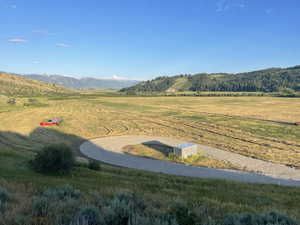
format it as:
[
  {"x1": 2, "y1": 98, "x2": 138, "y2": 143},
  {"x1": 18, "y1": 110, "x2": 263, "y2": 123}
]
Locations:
[
  {"x1": 25, "y1": 74, "x2": 140, "y2": 90},
  {"x1": 121, "y1": 65, "x2": 300, "y2": 93},
  {"x1": 0, "y1": 72, "x2": 74, "y2": 96}
]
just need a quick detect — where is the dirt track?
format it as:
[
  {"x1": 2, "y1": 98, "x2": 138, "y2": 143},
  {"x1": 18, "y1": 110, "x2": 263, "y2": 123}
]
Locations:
[{"x1": 80, "y1": 135, "x2": 300, "y2": 186}]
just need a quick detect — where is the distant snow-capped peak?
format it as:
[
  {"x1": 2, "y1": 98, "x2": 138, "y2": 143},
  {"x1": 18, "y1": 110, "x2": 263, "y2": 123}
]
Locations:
[{"x1": 112, "y1": 75, "x2": 123, "y2": 80}]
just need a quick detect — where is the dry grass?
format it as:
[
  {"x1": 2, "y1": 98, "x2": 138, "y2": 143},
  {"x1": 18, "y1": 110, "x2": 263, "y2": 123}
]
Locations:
[
  {"x1": 96, "y1": 96, "x2": 300, "y2": 122},
  {"x1": 123, "y1": 144, "x2": 169, "y2": 160},
  {"x1": 0, "y1": 95, "x2": 299, "y2": 168}
]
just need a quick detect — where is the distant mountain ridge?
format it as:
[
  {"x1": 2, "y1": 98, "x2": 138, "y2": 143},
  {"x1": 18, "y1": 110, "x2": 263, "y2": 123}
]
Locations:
[
  {"x1": 25, "y1": 74, "x2": 140, "y2": 90},
  {"x1": 0, "y1": 72, "x2": 74, "y2": 96},
  {"x1": 121, "y1": 65, "x2": 300, "y2": 93}
]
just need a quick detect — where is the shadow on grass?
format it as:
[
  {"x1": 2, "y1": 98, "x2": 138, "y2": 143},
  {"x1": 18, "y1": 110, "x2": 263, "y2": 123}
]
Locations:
[
  {"x1": 2, "y1": 127, "x2": 300, "y2": 192},
  {"x1": 141, "y1": 140, "x2": 174, "y2": 157},
  {"x1": 0, "y1": 126, "x2": 87, "y2": 157}
]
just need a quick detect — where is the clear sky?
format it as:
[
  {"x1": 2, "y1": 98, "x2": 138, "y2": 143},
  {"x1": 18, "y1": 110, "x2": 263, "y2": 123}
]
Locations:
[{"x1": 1, "y1": 0, "x2": 299, "y2": 80}]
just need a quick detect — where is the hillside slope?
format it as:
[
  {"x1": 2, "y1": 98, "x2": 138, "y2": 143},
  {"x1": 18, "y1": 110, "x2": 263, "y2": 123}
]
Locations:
[
  {"x1": 0, "y1": 72, "x2": 74, "y2": 96},
  {"x1": 25, "y1": 74, "x2": 140, "y2": 90},
  {"x1": 121, "y1": 66, "x2": 300, "y2": 93}
]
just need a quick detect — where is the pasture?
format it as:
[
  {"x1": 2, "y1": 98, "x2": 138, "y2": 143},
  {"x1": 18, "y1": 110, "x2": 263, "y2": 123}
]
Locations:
[
  {"x1": 1, "y1": 95, "x2": 299, "y2": 166},
  {"x1": 0, "y1": 94, "x2": 300, "y2": 220}
]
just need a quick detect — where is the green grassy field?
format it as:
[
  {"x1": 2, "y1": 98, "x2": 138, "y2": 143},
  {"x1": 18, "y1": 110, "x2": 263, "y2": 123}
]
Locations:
[{"x1": 0, "y1": 94, "x2": 300, "y2": 221}]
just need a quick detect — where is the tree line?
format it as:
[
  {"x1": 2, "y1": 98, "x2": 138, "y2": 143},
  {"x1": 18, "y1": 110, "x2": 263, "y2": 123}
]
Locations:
[{"x1": 121, "y1": 66, "x2": 300, "y2": 93}]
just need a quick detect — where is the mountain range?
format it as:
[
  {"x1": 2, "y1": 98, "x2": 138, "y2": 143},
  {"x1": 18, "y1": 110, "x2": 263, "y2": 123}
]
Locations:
[
  {"x1": 2, "y1": 65, "x2": 300, "y2": 96},
  {"x1": 25, "y1": 74, "x2": 140, "y2": 90}
]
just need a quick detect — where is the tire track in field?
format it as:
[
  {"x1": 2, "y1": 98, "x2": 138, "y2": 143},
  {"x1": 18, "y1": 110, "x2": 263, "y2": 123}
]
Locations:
[
  {"x1": 114, "y1": 120, "x2": 130, "y2": 133},
  {"x1": 127, "y1": 120, "x2": 144, "y2": 132},
  {"x1": 116, "y1": 108, "x2": 299, "y2": 154},
  {"x1": 188, "y1": 116, "x2": 300, "y2": 149},
  {"x1": 157, "y1": 117, "x2": 300, "y2": 166},
  {"x1": 162, "y1": 117, "x2": 300, "y2": 153},
  {"x1": 82, "y1": 104, "x2": 300, "y2": 166},
  {"x1": 165, "y1": 108, "x2": 300, "y2": 148},
  {"x1": 103, "y1": 126, "x2": 113, "y2": 135},
  {"x1": 136, "y1": 117, "x2": 204, "y2": 140},
  {"x1": 189, "y1": 110, "x2": 297, "y2": 126},
  {"x1": 135, "y1": 116, "x2": 300, "y2": 166},
  {"x1": 201, "y1": 121, "x2": 300, "y2": 149}
]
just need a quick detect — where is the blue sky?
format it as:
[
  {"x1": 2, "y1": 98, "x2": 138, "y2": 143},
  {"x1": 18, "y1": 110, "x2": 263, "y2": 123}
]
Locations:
[{"x1": 1, "y1": 0, "x2": 300, "y2": 80}]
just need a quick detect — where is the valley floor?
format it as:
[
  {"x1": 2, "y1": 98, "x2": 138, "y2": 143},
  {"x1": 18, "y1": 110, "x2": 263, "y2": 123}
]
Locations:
[{"x1": 0, "y1": 94, "x2": 300, "y2": 220}]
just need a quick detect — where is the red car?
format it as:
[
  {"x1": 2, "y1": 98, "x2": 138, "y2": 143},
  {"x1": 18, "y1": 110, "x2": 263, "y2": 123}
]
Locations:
[{"x1": 40, "y1": 119, "x2": 63, "y2": 126}]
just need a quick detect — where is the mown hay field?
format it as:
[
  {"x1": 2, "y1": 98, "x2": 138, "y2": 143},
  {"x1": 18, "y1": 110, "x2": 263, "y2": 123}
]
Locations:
[
  {"x1": 0, "y1": 94, "x2": 300, "y2": 220},
  {"x1": 1, "y1": 95, "x2": 300, "y2": 167}
]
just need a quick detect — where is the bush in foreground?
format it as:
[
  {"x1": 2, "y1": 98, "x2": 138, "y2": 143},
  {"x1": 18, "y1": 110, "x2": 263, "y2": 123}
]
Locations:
[
  {"x1": 0, "y1": 187, "x2": 11, "y2": 203},
  {"x1": 41, "y1": 184, "x2": 81, "y2": 200},
  {"x1": 0, "y1": 186, "x2": 12, "y2": 214},
  {"x1": 88, "y1": 160, "x2": 101, "y2": 171},
  {"x1": 168, "y1": 200, "x2": 196, "y2": 225},
  {"x1": 1, "y1": 185, "x2": 299, "y2": 225},
  {"x1": 222, "y1": 211, "x2": 298, "y2": 225},
  {"x1": 72, "y1": 206, "x2": 103, "y2": 225},
  {"x1": 30, "y1": 144, "x2": 75, "y2": 174}
]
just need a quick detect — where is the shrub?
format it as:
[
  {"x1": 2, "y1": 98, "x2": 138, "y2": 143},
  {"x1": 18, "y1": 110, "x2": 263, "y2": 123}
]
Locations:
[
  {"x1": 88, "y1": 160, "x2": 101, "y2": 171},
  {"x1": 71, "y1": 206, "x2": 103, "y2": 225},
  {"x1": 104, "y1": 197, "x2": 131, "y2": 225},
  {"x1": 102, "y1": 192, "x2": 148, "y2": 225},
  {"x1": 32, "y1": 185, "x2": 81, "y2": 224},
  {"x1": 222, "y1": 211, "x2": 298, "y2": 225},
  {"x1": 7, "y1": 98, "x2": 16, "y2": 105},
  {"x1": 31, "y1": 196, "x2": 50, "y2": 217},
  {"x1": 130, "y1": 215, "x2": 179, "y2": 225},
  {"x1": 55, "y1": 198, "x2": 82, "y2": 225},
  {"x1": 168, "y1": 200, "x2": 196, "y2": 225},
  {"x1": 24, "y1": 98, "x2": 48, "y2": 107},
  {"x1": 0, "y1": 186, "x2": 11, "y2": 214},
  {"x1": 115, "y1": 192, "x2": 146, "y2": 214},
  {"x1": 42, "y1": 184, "x2": 81, "y2": 201},
  {"x1": 30, "y1": 144, "x2": 75, "y2": 174},
  {"x1": 28, "y1": 98, "x2": 37, "y2": 103},
  {"x1": 89, "y1": 192, "x2": 108, "y2": 209},
  {"x1": 0, "y1": 187, "x2": 11, "y2": 203},
  {"x1": 167, "y1": 153, "x2": 179, "y2": 161}
]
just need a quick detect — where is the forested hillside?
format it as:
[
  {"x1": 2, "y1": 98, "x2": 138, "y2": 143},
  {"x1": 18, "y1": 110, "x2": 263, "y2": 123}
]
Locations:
[
  {"x1": 0, "y1": 72, "x2": 74, "y2": 96},
  {"x1": 121, "y1": 66, "x2": 300, "y2": 93}
]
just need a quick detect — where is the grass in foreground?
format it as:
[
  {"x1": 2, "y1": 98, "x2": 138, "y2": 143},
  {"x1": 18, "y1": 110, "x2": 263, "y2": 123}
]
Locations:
[
  {"x1": 0, "y1": 134, "x2": 300, "y2": 222},
  {"x1": 0, "y1": 183, "x2": 298, "y2": 225}
]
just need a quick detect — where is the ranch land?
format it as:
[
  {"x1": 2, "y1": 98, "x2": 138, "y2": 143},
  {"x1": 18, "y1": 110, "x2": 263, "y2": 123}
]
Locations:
[{"x1": 0, "y1": 94, "x2": 300, "y2": 221}]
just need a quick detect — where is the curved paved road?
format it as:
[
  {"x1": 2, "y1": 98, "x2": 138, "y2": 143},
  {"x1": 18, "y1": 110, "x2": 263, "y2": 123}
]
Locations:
[{"x1": 80, "y1": 135, "x2": 300, "y2": 187}]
